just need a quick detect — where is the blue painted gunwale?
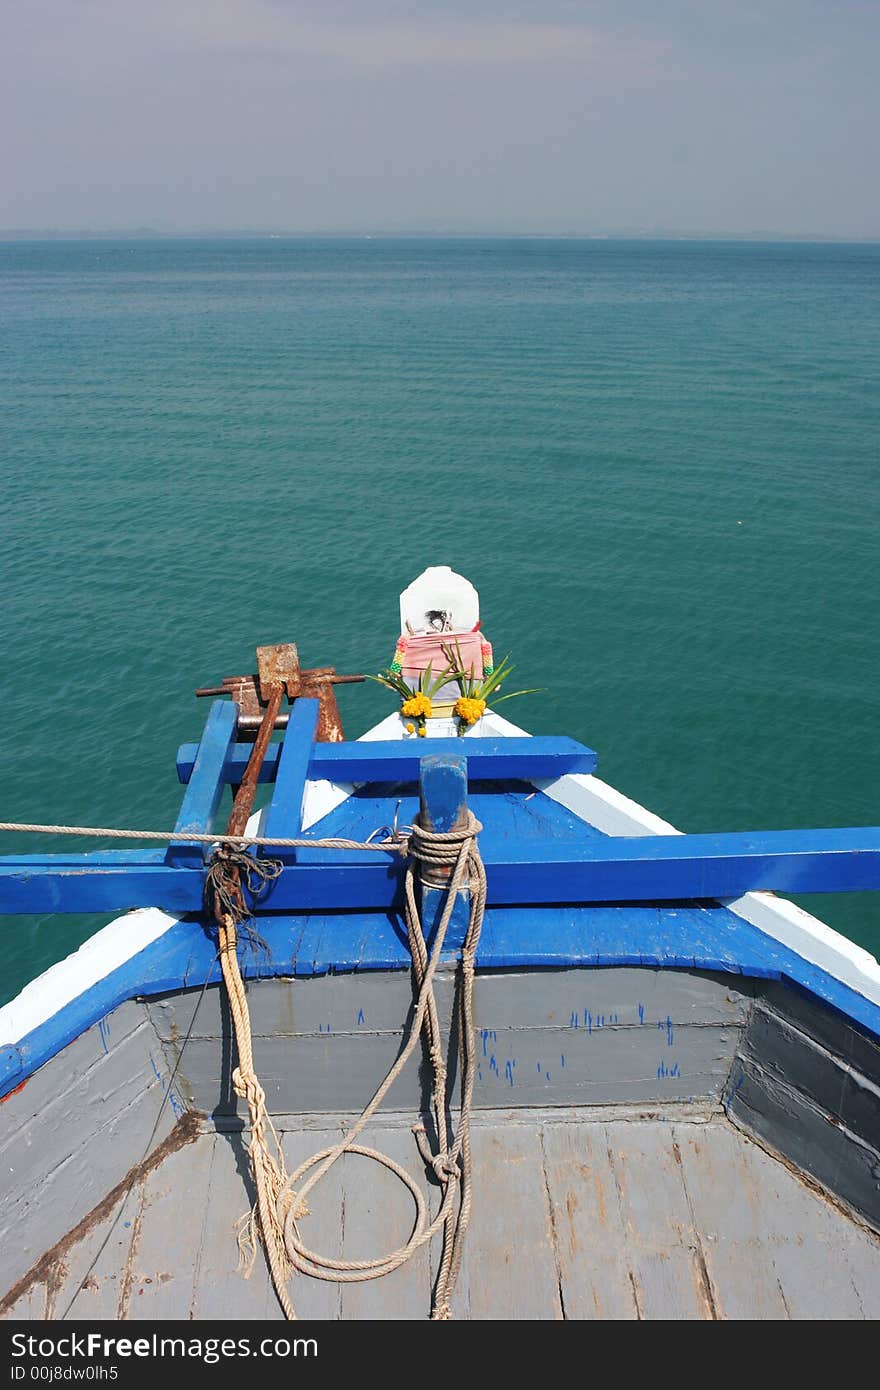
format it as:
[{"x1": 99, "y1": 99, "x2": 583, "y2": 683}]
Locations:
[{"x1": 4, "y1": 890, "x2": 880, "y2": 1101}]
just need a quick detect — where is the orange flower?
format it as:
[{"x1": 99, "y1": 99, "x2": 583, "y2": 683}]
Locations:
[
  {"x1": 402, "y1": 692, "x2": 432, "y2": 719},
  {"x1": 454, "y1": 696, "x2": 486, "y2": 726}
]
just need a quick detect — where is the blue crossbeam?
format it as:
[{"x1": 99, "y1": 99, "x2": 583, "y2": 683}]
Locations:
[
  {"x1": 2, "y1": 826, "x2": 878, "y2": 915},
  {"x1": 166, "y1": 700, "x2": 238, "y2": 866},
  {"x1": 262, "y1": 699, "x2": 320, "y2": 858},
  {"x1": 176, "y1": 735, "x2": 598, "y2": 785}
]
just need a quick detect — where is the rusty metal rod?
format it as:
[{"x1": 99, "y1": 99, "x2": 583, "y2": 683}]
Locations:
[
  {"x1": 196, "y1": 672, "x2": 365, "y2": 699},
  {"x1": 237, "y1": 712, "x2": 290, "y2": 732},
  {"x1": 225, "y1": 685, "x2": 285, "y2": 837}
]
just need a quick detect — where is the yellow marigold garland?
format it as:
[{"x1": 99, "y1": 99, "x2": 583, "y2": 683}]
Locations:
[
  {"x1": 401, "y1": 692, "x2": 432, "y2": 719},
  {"x1": 454, "y1": 696, "x2": 486, "y2": 727}
]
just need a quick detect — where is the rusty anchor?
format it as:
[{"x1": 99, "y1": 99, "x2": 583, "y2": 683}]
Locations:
[{"x1": 195, "y1": 644, "x2": 365, "y2": 746}]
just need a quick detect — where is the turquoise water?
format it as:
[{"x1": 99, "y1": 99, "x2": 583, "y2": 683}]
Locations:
[{"x1": 2, "y1": 237, "x2": 878, "y2": 1007}]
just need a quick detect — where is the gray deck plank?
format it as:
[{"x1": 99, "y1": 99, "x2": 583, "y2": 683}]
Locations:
[
  {"x1": 837, "y1": 1223, "x2": 880, "y2": 1319},
  {"x1": 338, "y1": 1126, "x2": 433, "y2": 1321},
  {"x1": 6, "y1": 1106, "x2": 879, "y2": 1322},
  {"x1": 716, "y1": 1127, "x2": 878, "y2": 1321},
  {"x1": 673, "y1": 1122, "x2": 791, "y2": 1319},
  {"x1": 0, "y1": 1073, "x2": 178, "y2": 1295},
  {"x1": 190, "y1": 1134, "x2": 281, "y2": 1321},
  {"x1": 540, "y1": 1121, "x2": 640, "y2": 1319},
  {"x1": 452, "y1": 1123, "x2": 562, "y2": 1320},
  {"x1": 60, "y1": 1185, "x2": 144, "y2": 1321},
  {"x1": 0, "y1": 1281, "x2": 47, "y2": 1320},
  {"x1": 278, "y1": 1126, "x2": 345, "y2": 1321},
  {"x1": 606, "y1": 1119, "x2": 712, "y2": 1319},
  {"x1": 122, "y1": 1136, "x2": 215, "y2": 1320}
]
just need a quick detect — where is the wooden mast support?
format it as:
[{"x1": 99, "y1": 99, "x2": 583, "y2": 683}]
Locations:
[{"x1": 417, "y1": 754, "x2": 471, "y2": 953}]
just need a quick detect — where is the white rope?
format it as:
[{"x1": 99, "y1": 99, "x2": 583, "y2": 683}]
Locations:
[
  {"x1": 214, "y1": 815, "x2": 486, "y2": 1322},
  {"x1": 0, "y1": 822, "x2": 404, "y2": 853}
]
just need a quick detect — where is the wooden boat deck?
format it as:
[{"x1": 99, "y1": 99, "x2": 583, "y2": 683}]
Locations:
[{"x1": 6, "y1": 1105, "x2": 879, "y2": 1322}]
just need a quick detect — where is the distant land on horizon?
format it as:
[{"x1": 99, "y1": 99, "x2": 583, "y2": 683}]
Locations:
[{"x1": 1, "y1": 226, "x2": 879, "y2": 245}]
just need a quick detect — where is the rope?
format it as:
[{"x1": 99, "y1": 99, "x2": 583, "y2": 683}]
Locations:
[
  {"x1": 0, "y1": 822, "x2": 407, "y2": 852},
  {"x1": 209, "y1": 813, "x2": 485, "y2": 1323}
]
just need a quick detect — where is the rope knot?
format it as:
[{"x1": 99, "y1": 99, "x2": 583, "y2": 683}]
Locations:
[
  {"x1": 206, "y1": 845, "x2": 284, "y2": 931},
  {"x1": 232, "y1": 1066, "x2": 265, "y2": 1111},
  {"x1": 430, "y1": 1153, "x2": 460, "y2": 1183},
  {"x1": 278, "y1": 1187, "x2": 310, "y2": 1226}
]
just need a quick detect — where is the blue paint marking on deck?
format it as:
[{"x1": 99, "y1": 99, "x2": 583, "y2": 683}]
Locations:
[{"x1": 657, "y1": 1061, "x2": 681, "y2": 1080}]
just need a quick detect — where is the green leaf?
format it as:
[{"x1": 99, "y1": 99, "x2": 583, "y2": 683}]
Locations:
[{"x1": 489, "y1": 687, "x2": 544, "y2": 706}]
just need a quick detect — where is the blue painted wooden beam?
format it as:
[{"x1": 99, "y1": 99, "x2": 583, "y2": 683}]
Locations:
[
  {"x1": 418, "y1": 754, "x2": 470, "y2": 951},
  {"x1": 2, "y1": 826, "x2": 879, "y2": 915},
  {"x1": 0, "y1": 853, "x2": 204, "y2": 914},
  {"x1": 483, "y1": 826, "x2": 880, "y2": 900},
  {"x1": 262, "y1": 698, "x2": 319, "y2": 860},
  {"x1": 176, "y1": 735, "x2": 598, "y2": 786},
  {"x1": 166, "y1": 699, "x2": 239, "y2": 866}
]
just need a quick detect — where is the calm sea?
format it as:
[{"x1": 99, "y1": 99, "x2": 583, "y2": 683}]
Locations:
[{"x1": 1, "y1": 237, "x2": 878, "y2": 1006}]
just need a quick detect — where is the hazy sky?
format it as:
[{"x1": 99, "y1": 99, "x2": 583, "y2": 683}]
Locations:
[{"x1": 2, "y1": 0, "x2": 878, "y2": 236}]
